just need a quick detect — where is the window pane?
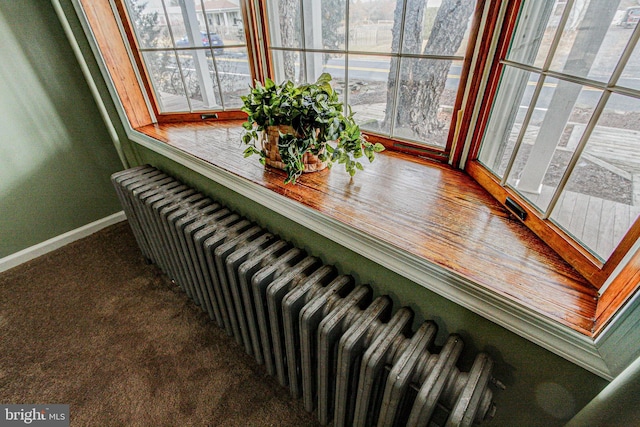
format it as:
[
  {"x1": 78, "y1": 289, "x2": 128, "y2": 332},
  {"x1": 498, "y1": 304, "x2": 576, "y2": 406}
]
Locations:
[
  {"x1": 266, "y1": 0, "x2": 303, "y2": 48},
  {"x1": 549, "y1": 93, "x2": 640, "y2": 260},
  {"x1": 166, "y1": 0, "x2": 224, "y2": 50},
  {"x1": 412, "y1": 0, "x2": 476, "y2": 57},
  {"x1": 506, "y1": 1, "x2": 567, "y2": 68},
  {"x1": 620, "y1": 34, "x2": 640, "y2": 91},
  {"x1": 173, "y1": 30, "x2": 203, "y2": 49},
  {"x1": 478, "y1": 66, "x2": 539, "y2": 178},
  {"x1": 266, "y1": 0, "x2": 477, "y2": 150},
  {"x1": 122, "y1": 0, "x2": 249, "y2": 114},
  {"x1": 347, "y1": 0, "x2": 476, "y2": 56},
  {"x1": 200, "y1": 5, "x2": 244, "y2": 43},
  {"x1": 176, "y1": 50, "x2": 222, "y2": 111},
  {"x1": 215, "y1": 48, "x2": 252, "y2": 109},
  {"x1": 549, "y1": 1, "x2": 631, "y2": 82},
  {"x1": 348, "y1": 0, "x2": 398, "y2": 53},
  {"x1": 271, "y1": 50, "x2": 305, "y2": 84},
  {"x1": 392, "y1": 58, "x2": 463, "y2": 147},
  {"x1": 306, "y1": 0, "x2": 346, "y2": 51},
  {"x1": 267, "y1": 0, "x2": 346, "y2": 51},
  {"x1": 347, "y1": 55, "x2": 395, "y2": 136},
  {"x1": 143, "y1": 51, "x2": 189, "y2": 113},
  {"x1": 124, "y1": 0, "x2": 172, "y2": 49},
  {"x1": 506, "y1": 78, "x2": 602, "y2": 213}
]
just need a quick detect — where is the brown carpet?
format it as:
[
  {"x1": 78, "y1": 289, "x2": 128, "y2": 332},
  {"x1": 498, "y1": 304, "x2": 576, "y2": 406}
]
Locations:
[{"x1": 0, "y1": 221, "x2": 320, "y2": 426}]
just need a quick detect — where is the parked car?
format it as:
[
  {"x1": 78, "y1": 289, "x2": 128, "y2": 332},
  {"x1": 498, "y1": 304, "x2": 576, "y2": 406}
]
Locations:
[
  {"x1": 176, "y1": 31, "x2": 224, "y2": 54},
  {"x1": 619, "y1": 7, "x2": 640, "y2": 28}
]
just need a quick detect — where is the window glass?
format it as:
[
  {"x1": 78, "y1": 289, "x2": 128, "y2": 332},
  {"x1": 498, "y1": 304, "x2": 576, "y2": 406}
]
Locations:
[
  {"x1": 123, "y1": 0, "x2": 251, "y2": 113},
  {"x1": 348, "y1": 0, "x2": 398, "y2": 53},
  {"x1": 506, "y1": 1, "x2": 567, "y2": 68},
  {"x1": 271, "y1": 50, "x2": 306, "y2": 85},
  {"x1": 267, "y1": 0, "x2": 478, "y2": 150},
  {"x1": 266, "y1": 0, "x2": 303, "y2": 49},
  {"x1": 477, "y1": 0, "x2": 640, "y2": 264},
  {"x1": 392, "y1": 58, "x2": 463, "y2": 146},
  {"x1": 175, "y1": 50, "x2": 223, "y2": 110},
  {"x1": 215, "y1": 47, "x2": 253, "y2": 109},
  {"x1": 549, "y1": 93, "x2": 640, "y2": 260},
  {"x1": 620, "y1": 38, "x2": 640, "y2": 91},
  {"x1": 347, "y1": 54, "x2": 395, "y2": 136},
  {"x1": 548, "y1": 1, "x2": 634, "y2": 83},
  {"x1": 310, "y1": 0, "x2": 346, "y2": 51},
  {"x1": 126, "y1": 0, "x2": 173, "y2": 49},
  {"x1": 142, "y1": 51, "x2": 190, "y2": 113},
  {"x1": 415, "y1": 0, "x2": 475, "y2": 57},
  {"x1": 506, "y1": 78, "x2": 602, "y2": 213},
  {"x1": 478, "y1": 66, "x2": 539, "y2": 178}
]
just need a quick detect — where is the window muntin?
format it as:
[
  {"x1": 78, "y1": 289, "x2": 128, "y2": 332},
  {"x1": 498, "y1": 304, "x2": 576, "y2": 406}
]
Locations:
[
  {"x1": 503, "y1": 78, "x2": 603, "y2": 213},
  {"x1": 547, "y1": 3, "x2": 636, "y2": 83},
  {"x1": 548, "y1": 93, "x2": 640, "y2": 260},
  {"x1": 265, "y1": 0, "x2": 478, "y2": 150},
  {"x1": 476, "y1": 0, "x2": 640, "y2": 263},
  {"x1": 122, "y1": 0, "x2": 252, "y2": 114}
]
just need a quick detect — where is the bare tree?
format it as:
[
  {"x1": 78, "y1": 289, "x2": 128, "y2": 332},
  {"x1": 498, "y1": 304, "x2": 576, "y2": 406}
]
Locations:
[
  {"x1": 383, "y1": 0, "x2": 426, "y2": 127},
  {"x1": 389, "y1": 0, "x2": 475, "y2": 139}
]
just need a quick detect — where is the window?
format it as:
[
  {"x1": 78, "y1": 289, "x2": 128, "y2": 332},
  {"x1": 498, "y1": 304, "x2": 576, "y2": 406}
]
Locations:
[
  {"x1": 115, "y1": 0, "x2": 639, "y2": 284},
  {"x1": 265, "y1": 0, "x2": 479, "y2": 155},
  {"x1": 120, "y1": 0, "x2": 480, "y2": 153},
  {"x1": 121, "y1": 0, "x2": 254, "y2": 117},
  {"x1": 470, "y1": 0, "x2": 640, "y2": 285},
  {"x1": 110, "y1": 0, "x2": 640, "y2": 286},
  {"x1": 71, "y1": 0, "x2": 640, "y2": 375}
]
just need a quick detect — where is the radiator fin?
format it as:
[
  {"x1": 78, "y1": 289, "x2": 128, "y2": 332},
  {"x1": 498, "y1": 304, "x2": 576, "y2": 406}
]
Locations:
[{"x1": 111, "y1": 166, "x2": 498, "y2": 427}]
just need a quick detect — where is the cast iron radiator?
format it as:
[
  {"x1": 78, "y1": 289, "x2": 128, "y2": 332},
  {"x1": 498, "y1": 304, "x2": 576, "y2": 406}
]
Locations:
[{"x1": 111, "y1": 165, "x2": 498, "y2": 427}]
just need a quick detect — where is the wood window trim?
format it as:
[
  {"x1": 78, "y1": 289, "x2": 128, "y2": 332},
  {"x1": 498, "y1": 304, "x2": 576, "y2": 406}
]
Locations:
[
  {"x1": 68, "y1": 0, "x2": 640, "y2": 380},
  {"x1": 466, "y1": 162, "x2": 605, "y2": 283},
  {"x1": 452, "y1": 0, "x2": 516, "y2": 166},
  {"x1": 120, "y1": 0, "x2": 489, "y2": 167},
  {"x1": 85, "y1": 0, "x2": 632, "y2": 325},
  {"x1": 113, "y1": 0, "x2": 259, "y2": 123},
  {"x1": 78, "y1": 0, "x2": 152, "y2": 128},
  {"x1": 116, "y1": 0, "x2": 484, "y2": 160},
  {"x1": 112, "y1": 0, "x2": 160, "y2": 121},
  {"x1": 464, "y1": 0, "x2": 640, "y2": 292},
  {"x1": 468, "y1": 161, "x2": 639, "y2": 334}
]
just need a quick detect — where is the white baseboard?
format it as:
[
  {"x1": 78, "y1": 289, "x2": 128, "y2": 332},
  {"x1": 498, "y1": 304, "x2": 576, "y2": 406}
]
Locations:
[{"x1": 0, "y1": 211, "x2": 126, "y2": 273}]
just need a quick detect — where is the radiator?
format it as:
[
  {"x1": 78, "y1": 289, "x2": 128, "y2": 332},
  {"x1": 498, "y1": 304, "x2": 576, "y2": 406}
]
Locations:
[{"x1": 112, "y1": 166, "x2": 498, "y2": 427}]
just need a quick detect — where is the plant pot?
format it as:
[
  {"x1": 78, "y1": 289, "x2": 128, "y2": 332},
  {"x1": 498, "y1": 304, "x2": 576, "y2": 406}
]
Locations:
[{"x1": 262, "y1": 125, "x2": 328, "y2": 173}]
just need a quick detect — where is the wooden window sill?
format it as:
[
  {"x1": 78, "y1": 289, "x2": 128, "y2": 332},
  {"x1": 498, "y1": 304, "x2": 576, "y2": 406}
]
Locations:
[
  {"x1": 137, "y1": 121, "x2": 597, "y2": 336},
  {"x1": 137, "y1": 119, "x2": 598, "y2": 332},
  {"x1": 120, "y1": 119, "x2": 639, "y2": 380}
]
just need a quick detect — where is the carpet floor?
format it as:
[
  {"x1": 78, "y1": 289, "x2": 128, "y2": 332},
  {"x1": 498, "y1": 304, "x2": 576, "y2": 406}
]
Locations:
[{"x1": 0, "y1": 221, "x2": 320, "y2": 426}]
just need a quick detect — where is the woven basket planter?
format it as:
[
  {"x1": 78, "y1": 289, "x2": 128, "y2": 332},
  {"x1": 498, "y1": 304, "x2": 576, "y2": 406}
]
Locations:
[{"x1": 262, "y1": 125, "x2": 328, "y2": 173}]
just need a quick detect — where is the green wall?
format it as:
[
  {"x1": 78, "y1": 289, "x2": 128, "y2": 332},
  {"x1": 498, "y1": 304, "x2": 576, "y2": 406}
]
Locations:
[
  {"x1": 134, "y1": 146, "x2": 608, "y2": 426},
  {"x1": 0, "y1": 1, "x2": 124, "y2": 258}
]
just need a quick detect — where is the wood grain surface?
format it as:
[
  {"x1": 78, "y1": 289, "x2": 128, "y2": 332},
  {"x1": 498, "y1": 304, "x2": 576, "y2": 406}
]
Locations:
[
  {"x1": 80, "y1": 0, "x2": 153, "y2": 128},
  {"x1": 137, "y1": 120, "x2": 599, "y2": 335}
]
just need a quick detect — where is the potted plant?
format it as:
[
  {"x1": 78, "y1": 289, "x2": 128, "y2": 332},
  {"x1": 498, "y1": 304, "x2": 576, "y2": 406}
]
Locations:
[{"x1": 241, "y1": 73, "x2": 384, "y2": 184}]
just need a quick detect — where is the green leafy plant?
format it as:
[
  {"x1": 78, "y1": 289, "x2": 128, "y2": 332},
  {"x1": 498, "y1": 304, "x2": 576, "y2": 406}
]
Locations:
[{"x1": 241, "y1": 73, "x2": 384, "y2": 184}]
